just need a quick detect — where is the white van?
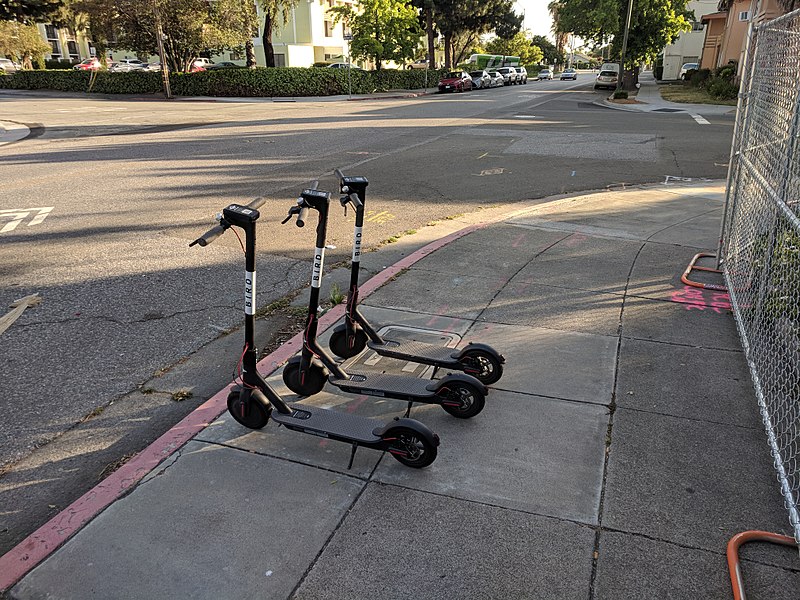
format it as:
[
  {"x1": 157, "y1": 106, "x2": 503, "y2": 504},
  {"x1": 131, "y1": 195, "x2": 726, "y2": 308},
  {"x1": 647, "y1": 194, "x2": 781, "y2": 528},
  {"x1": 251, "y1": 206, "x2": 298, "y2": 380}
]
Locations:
[{"x1": 600, "y1": 63, "x2": 620, "y2": 74}]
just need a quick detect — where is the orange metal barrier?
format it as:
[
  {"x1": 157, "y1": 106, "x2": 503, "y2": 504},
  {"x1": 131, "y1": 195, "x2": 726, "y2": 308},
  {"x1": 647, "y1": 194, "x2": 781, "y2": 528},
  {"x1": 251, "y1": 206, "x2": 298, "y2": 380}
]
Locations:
[{"x1": 727, "y1": 530, "x2": 798, "y2": 600}]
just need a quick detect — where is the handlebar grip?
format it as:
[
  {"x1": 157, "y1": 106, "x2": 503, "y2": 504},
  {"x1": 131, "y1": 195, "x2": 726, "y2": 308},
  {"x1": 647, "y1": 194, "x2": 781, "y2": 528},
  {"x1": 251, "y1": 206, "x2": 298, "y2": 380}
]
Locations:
[
  {"x1": 247, "y1": 196, "x2": 266, "y2": 210},
  {"x1": 334, "y1": 168, "x2": 345, "y2": 180},
  {"x1": 190, "y1": 224, "x2": 226, "y2": 247},
  {"x1": 296, "y1": 206, "x2": 309, "y2": 228},
  {"x1": 348, "y1": 193, "x2": 363, "y2": 208}
]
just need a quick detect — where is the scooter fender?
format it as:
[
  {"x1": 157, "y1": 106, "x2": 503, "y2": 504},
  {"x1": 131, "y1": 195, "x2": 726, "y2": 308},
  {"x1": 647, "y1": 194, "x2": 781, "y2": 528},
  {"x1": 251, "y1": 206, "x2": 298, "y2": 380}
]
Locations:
[
  {"x1": 332, "y1": 321, "x2": 363, "y2": 337},
  {"x1": 288, "y1": 353, "x2": 329, "y2": 375},
  {"x1": 424, "y1": 372, "x2": 488, "y2": 395},
  {"x1": 373, "y1": 418, "x2": 440, "y2": 448},
  {"x1": 450, "y1": 342, "x2": 505, "y2": 364}
]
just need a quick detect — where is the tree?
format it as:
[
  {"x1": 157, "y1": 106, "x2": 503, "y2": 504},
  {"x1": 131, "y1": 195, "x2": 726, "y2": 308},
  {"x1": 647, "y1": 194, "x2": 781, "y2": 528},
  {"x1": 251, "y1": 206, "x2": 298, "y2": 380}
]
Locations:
[
  {"x1": 1, "y1": 0, "x2": 63, "y2": 22},
  {"x1": 547, "y1": 0, "x2": 569, "y2": 69},
  {"x1": 113, "y1": 0, "x2": 256, "y2": 72},
  {"x1": 553, "y1": 0, "x2": 692, "y2": 67},
  {"x1": 434, "y1": 0, "x2": 521, "y2": 67},
  {"x1": 329, "y1": 0, "x2": 421, "y2": 70},
  {"x1": 530, "y1": 34, "x2": 563, "y2": 65},
  {"x1": 486, "y1": 31, "x2": 543, "y2": 65},
  {"x1": 256, "y1": 0, "x2": 299, "y2": 68},
  {"x1": 0, "y1": 21, "x2": 51, "y2": 68}
]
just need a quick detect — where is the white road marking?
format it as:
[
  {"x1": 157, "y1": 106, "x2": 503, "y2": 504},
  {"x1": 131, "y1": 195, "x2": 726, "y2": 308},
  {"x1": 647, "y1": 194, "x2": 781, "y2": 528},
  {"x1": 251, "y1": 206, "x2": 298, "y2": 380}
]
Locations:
[
  {"x1": 0, "y1": 207, "x2": 54, "y2": 233},
  {"x1": 691, "y1": 114, "x2": 710, "y2": 125}
]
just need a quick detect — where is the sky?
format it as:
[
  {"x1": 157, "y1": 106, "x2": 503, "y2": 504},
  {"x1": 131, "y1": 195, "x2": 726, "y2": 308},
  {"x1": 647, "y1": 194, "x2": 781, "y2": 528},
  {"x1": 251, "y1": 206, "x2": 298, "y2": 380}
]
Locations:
[{"x1": 516, "y1": 0, "x2": 555, "y2": 40}]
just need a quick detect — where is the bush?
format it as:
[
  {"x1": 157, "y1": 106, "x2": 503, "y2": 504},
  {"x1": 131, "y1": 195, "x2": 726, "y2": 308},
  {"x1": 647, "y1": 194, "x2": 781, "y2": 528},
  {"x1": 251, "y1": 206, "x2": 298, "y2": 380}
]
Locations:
[
  {"x1": 707, "y1": 78, "x2": 739, "y2": 100},
  {"x1": 612, "y1": 89, "x2": 628, "y2": 99},
  {"x1": 715, "y1": 62, "x2": 737, "y2": 82},
  {"x1": 0, "y1": 66, "x2": 451, "y2": 96},
  {"x1": 689, "y1": 68, "x2": 712, "y2": 87}
]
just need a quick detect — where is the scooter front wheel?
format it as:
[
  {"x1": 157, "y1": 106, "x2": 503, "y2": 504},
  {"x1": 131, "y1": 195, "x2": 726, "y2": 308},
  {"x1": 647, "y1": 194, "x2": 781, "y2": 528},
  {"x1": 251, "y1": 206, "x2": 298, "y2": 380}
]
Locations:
[
  {"x1": 384, "y1": 427, "x2": 438, "y2": 468},
  {"x1": 227, "y1": 390, "x2": 271, "y2": 429},
  {"x1": 459, "y1": 349, "x2": 504, "y2": 385},
  {"x1": 282, "y1": 361, "x2": 327, "y2": 396},
  {"x1": 329, "y1": 327, "x2": 368, "y2": 359},
  {"x1": 438, "y1": 381, "x2": 486, "y2": 419}
]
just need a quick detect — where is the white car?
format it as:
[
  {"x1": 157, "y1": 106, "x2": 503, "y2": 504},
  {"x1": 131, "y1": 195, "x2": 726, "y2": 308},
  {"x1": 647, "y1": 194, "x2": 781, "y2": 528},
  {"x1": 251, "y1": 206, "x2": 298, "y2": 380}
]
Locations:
[
  {"x1": 679, "y1": 62, "x2": 699, "y2": 80},
  {"x1": 538, "y1": 69, "x2": 553, "y2": 80},
  {"x1": 495, "y1": 67, "x2": 517, "y2": 85},
  {"x1": 0, "y1": 58, "x2": 18, "y2": 73},
  {"x1": 110, "y1": 59, "x2": 147, "y2": 72},
  {"x1": 487, "y1": 71, "x2": 504, "y2": 87}
]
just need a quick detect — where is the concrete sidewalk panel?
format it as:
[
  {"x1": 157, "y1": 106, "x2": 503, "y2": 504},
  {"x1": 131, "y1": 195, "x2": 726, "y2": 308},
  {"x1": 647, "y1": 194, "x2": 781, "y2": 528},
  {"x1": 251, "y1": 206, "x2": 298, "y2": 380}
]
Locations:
[
  {"x1": 483, "y1": 282, "x2": 623, "y2": 336},
  {"x1": 649, "y1": 210, "x2": 724, "y2": 248},
  {"x1": 603, "y1": 408, "x2": 789, "y2": 554},
  {"x1": 356, "y1": 305, "x2": 475, "y2": 338},
  {"x1": 363, "y1": 269, "x2": 502, "y2": 320},
  {"x1": 511, "y1": 233, "x2": 641, "y2": 293},
  {"x1": 622, "y1": 295, "x2": 740, "y2": 349},
  {"x1": 593, "y1": 531, "x2": 800, "y2": 600},
  {"x1": 11, "y1": 441, "x2": 364, "y2": 600},
  {"x1": 462, "y1": 322, "x2": 617, "y2": 405},
  {"x1": 295, "y1": 484, "x2": 596, "y2": 600},
  {"x1": 374, "y1": 391, "x2": 609, "y2": 524},
  {"x1": 627, "y1": 242, "x2": 716, "y2": 301},
  {"x1": 616, "y1": 338, "x2": 758, "y2": 427}
]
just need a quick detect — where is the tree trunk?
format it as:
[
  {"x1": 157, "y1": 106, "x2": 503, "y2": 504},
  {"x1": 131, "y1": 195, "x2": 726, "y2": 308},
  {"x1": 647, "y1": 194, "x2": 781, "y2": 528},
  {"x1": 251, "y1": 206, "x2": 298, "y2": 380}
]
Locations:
[
  {"x1": 245, "y1": 39, "x2": 256, "y2": 68},
  {"x1": 262, "y1": 10, "x2": 275, "y2": 68},
  {"x1": 444, "y1": 33, "x2": 451, "y2": 68},
  {"x1": 426, "y1": 8, "x2": 435, "y2": 69}
]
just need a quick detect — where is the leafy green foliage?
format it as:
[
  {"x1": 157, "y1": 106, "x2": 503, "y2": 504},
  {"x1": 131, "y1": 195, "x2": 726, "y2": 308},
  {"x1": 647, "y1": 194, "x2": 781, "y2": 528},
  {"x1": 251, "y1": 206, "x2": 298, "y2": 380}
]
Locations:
[
  {"x1": 329, "y1": 0, "x2": 421, "y2": 70},
  {"x1": 0, "y1": 67, "x2": 451, "y2": 96},
  {"x1": 0, "y1": 21, "x2": 51, "y2": 68},
  {"x1": 1, "y1": 0, "x2": 63, "y2": 22},
  {"x1": 529, "y1": 35, "x2": 564, "y2": 65},
  {"x1": 612, "y1": 89, "x2": 628, "y2": 99},
  {"x1": 485, "y1": 31, "x2": 544, "y2": 65}
]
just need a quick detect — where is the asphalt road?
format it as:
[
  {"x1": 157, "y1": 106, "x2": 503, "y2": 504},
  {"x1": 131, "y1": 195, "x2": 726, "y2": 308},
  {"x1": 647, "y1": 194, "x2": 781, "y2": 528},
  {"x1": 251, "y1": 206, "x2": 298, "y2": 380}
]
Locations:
[{"x1": 0, "y1": 77, "x2": 734, "y2": 553}]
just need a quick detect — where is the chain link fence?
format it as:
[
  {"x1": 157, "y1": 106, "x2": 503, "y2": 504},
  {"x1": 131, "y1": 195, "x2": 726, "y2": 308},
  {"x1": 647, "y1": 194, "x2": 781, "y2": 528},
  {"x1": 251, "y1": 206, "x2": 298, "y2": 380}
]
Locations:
[{"x1": 720, "y1": 9, "x2": 800, "y2": 543}]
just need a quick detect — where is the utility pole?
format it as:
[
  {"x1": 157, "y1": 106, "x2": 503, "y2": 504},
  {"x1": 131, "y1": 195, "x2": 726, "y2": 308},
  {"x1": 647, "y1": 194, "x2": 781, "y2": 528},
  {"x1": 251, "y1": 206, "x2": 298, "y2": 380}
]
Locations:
[
  {"x1": 618, "y1": 0, "x2": 634, "y2": 91},
  {"x1": 152, "y1": 0, "x2": 172, "y2": 99}
]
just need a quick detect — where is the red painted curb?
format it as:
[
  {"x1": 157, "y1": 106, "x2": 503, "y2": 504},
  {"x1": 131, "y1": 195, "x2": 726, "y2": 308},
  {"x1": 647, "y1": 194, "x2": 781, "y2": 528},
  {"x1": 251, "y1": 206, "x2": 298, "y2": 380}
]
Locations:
[{"x1": 0, "y1": 219, "x2": 494, "y2": 592}]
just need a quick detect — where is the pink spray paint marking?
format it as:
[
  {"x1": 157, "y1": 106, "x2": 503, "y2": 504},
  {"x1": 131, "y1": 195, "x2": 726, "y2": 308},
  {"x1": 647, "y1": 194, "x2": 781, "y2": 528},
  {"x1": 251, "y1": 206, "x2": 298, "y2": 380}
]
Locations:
[{"x1": 670, "y1": 286, "x2": 731, "y2": 313}]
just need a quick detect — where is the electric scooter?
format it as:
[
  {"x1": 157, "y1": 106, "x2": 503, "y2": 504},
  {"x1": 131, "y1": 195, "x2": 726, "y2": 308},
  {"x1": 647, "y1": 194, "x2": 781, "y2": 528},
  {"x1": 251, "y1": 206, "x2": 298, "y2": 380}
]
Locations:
[
  {"x1": 327, "y1": 171, "x2": 505, "y2": 385},
  {"x1": 191, "y1": 195, "x2": 439, "y2": 469},
  {"x1": 281, "y1": 187, "x2": 488, "y2": 419}
]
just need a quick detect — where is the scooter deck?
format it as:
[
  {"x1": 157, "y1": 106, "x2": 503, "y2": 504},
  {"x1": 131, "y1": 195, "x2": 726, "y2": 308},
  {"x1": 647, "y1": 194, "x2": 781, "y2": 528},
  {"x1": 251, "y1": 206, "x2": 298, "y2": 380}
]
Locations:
[
  {"x1": 331, "y1": 371, "x2": 437, "y2": 399},
  {"x1": 367, "y1": 338, "x2": 459, "y2": 366},
  {"x1": 271, "y1": 404, "x2": 382, "y2": 443}
]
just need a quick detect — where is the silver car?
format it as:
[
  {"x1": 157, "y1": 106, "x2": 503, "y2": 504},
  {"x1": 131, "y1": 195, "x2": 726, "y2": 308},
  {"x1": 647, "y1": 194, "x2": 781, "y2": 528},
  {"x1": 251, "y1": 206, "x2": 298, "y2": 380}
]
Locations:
[
  {"x1": 487, "y1": 71, "x2": 504, "y2": 87},
  {"x1": 469, "y1": 70, "x2": 492, "y2": 89},
  {"x1": 496, "y1": 67, "x2": 518, "y2": 85},
  {"x1": 110, "y1": 59, "x2": 147, "y2": 72},
  {"x1": 0, "y1": 58, "x2": 18, "y2": 74}
]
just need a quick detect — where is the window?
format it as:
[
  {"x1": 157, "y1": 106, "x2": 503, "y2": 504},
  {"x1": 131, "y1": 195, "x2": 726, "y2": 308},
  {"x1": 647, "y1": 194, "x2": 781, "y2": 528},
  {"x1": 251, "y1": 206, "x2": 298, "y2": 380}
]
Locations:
[
  {"x1": 45, "y1": 24, "x2": 58, "y2": 39},
  {"x1": 274, "y1": 53, "x2": 285, "y2": 67},
  {"x1": 49, "y1": 40, "x2": 61, "y2": 58},
  {"x1": 67, "y1": 40, "x2": 78, "y2": 56},
  {"x1": 691, "y1": 21, "x2": 704, "y2": 31},
  {"x1": 324, "y1": 20, "x2": 334, "y2": 37},
  {"x1": 739, "y1": 11, "x2": 749, "y2": 21}
]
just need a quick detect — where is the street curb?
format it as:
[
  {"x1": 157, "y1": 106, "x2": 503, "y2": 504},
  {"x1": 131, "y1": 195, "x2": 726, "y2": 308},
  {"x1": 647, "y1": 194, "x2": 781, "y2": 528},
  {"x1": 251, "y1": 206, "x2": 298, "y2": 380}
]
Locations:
[
  {"x1": 0, "y1": 120, "x2": 31, "y2": 145},
  {"x1": 594, "y1": 99, "x2": 648, "y2": 113}
]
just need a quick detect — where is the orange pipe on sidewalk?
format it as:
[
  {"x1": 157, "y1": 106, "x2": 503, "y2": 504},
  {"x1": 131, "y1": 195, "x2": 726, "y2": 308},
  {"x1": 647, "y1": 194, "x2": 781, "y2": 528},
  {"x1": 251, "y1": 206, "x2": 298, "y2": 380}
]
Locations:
[
  {"x1": 727, "y1": 530, "x2": 798, "y2": 600},
  {"x1": 681, "y1": 252, "x2": 728, "y2": 291}
]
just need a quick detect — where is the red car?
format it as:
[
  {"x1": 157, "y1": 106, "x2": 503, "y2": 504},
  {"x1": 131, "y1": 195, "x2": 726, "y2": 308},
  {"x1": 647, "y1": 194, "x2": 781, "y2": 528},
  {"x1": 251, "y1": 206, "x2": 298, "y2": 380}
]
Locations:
[
  {"x1": 437, "y1": 71, "x2": 473, "y2": 93},
  {"x1": 73, "y1": 57, "x2": 110, "y2": 71}
]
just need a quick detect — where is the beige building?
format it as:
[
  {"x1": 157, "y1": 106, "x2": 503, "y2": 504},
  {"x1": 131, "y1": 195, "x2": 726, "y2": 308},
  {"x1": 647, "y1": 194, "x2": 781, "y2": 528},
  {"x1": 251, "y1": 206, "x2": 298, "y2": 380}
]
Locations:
[
  {"x1": 699, "y1": 0, "x2": 788, "y2": 73},
  {"x1": 661, "y1": 0, "x2": 719, "y2": 79}
]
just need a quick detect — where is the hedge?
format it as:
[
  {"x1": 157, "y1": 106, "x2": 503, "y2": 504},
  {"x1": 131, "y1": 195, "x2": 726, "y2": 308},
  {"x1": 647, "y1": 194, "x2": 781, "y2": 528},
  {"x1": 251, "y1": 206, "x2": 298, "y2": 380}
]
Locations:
[{"x1": 0, "y1": 66, "x2": 452, "y2": 97}]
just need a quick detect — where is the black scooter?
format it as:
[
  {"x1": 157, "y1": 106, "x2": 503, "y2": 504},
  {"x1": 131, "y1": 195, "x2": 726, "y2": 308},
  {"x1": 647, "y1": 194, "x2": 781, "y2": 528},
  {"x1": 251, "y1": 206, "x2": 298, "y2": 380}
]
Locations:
[
  {"x1": 281, "y1": 188, "x2": 488, "y2": 419},
  {"x1": 327, "y1": 171, "x2": 505, "y2": 385},
  {"x1": 191, "y1": 196, "x2": 439, "y2": 469}
]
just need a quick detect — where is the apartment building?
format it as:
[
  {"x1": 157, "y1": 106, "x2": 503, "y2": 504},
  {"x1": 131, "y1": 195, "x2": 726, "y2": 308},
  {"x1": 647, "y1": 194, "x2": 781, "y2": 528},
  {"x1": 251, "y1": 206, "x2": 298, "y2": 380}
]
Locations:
[{"x1": 661, "y1": 0, "x2": 719, "y2": 79}]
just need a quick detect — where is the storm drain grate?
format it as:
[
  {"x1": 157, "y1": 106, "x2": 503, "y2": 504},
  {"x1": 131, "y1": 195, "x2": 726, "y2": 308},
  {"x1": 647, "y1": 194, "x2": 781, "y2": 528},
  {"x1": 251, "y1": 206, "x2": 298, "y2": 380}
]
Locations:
[{"x1": 652, "y1": 108, "x2": 685, "y2": 112}]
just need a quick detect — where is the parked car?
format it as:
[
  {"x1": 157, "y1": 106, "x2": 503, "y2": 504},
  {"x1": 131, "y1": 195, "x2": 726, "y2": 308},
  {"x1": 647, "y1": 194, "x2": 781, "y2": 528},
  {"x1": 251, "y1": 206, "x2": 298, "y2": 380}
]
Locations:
[
  {"x1": 326, "y1": 62, "x2": 365, "y2": 70},
  {"x1": 407, "y1": 59, "x2": 429, "y2": 70},
  {"x1": 560, "y1": 68, "x2": 577, "y2": 80},
  {"x1": 515, "y1": 66, "x2": 528, "y2": 84},
  {"x1": 495, "y1": 66, "x2": 517, "y2": 85},
  {"x1": 73, "y1": 57, "x2": 107, "y2": 71},
  {"x1": 594, "y1": 69, "x2": 619, "y2": 90},
  {"x1": 144, "y1": 62, "x2": 167, "y2": 72},
  {"x1": 679, "y1": 62, "x2": 699, "y2": 80},
  {"x1": 205, "y1": 61, "x2": 243, "y2": 70},
  {"x1": 110, "y1": 59, "x2": 147, "y2": 72},
  {"x1": 538, "y1": 68, "x2": 553, "y2": 80},
  {"x1": 487, "y1": 71, "x2": 504, "y2": 88},
  {"x1": 437, "y1": 71, "x2": 473, "y2": 93},
  {"x1": 469, "y1": 70, "x2": 492, "y2": 89},
  {"x1": 0, "y1": 58, "x2": 18, "y2": 73}
]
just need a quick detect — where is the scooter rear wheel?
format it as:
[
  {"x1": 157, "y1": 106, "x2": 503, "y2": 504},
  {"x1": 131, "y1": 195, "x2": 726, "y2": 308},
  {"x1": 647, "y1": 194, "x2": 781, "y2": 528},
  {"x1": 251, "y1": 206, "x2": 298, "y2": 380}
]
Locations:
[
  {"x1": 459, "y1": 349, "x2": 503, "y2": 385},
  {"x1": 282, "y1": 361, "x2": 327, "y2": 396},
  {"x1": 227, "y1": 390, "x2": 271, "y2": 429},
  {"x1": 439, "y1": 381, "x2": 486, "y2": 419},
  {"x1": 384, "y1": 427, "x2": 437, "y2": 468},
  {"x1": 329, "y1": 327, "x2": 368, "y2": 359}
]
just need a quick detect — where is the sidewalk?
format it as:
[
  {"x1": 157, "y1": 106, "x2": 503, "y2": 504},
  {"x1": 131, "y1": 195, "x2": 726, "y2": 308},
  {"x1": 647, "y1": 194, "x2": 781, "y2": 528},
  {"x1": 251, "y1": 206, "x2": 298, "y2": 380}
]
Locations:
[
  {"x1": 601, "y1": 71, "x2": 737, "y2": 116},
  {"x1": 2, "y1": 182, "x2": 799, "y2": 599}
]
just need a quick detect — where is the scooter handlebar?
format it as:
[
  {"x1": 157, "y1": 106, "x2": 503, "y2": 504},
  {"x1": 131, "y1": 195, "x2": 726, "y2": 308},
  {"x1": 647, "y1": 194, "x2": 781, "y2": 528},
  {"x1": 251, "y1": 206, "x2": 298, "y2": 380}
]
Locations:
[
  {"x1": 247, "y1": 196, "x2": 266, "y2": 210},
  {"x1": 296, "y1": 206, "x2": 310, "y2": 228},
  {"x1": 190, "y1": 223, "x2": 227, "y2": 247}
]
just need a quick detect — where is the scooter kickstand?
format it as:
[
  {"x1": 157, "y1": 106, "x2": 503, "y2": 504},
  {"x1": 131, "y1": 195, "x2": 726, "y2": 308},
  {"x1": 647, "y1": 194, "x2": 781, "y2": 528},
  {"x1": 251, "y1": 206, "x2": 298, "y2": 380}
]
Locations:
[
  {"x1": 405, "y1": 401, "x2": 412, "y2": 418},
  {"x1": 347, "y1": 441, "x2": 358, "y2": 470}
]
